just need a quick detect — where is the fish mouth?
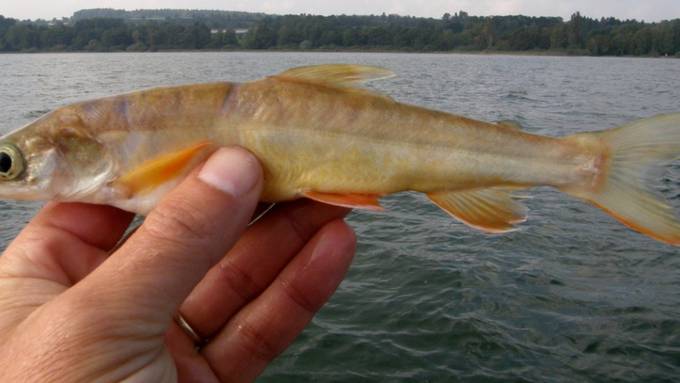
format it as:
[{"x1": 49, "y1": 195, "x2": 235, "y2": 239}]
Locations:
[
  {"x1": 0, "y1": 184, "x2": 49, "y2": 200},
  {"x1": 0, "y1": 154, "x2": 56, "y2": 201}
]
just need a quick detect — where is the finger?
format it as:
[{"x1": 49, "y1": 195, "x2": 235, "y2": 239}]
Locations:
[
  {"x1": 1, "y1": 203, "x2": 134, "y2": 285},
  {"x1": 180, "y1": 200, "x2": 349, "y2": 338},
  {"x1": 165, "y1": 324, "x2": 219, "y2": 383},
  {"x1": 203, "y1": 219, "x2": 355, "y2": 382},
  {"x1": 80, "y1": 147, "x2": 263, "y2": 322},
  {"x1": 29, "y1": 202, "x2": 135, "y2": 250}
]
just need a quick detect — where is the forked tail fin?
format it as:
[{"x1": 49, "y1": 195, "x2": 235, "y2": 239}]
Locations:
[{"x1": 563, "y1": 114, "x2": 680, "y2": 245}]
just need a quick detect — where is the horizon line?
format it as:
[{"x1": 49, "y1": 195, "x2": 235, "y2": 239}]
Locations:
[{"x1": 1, "y1": 7, "x2": 673, "y2": 24}]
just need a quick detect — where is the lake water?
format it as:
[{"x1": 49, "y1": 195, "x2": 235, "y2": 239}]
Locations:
[{"x1": 1, "y1": 52, "x2": 679, "y2": 382}]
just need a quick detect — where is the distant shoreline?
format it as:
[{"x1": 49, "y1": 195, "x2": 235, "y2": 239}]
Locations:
[
  {"x1": 3, "y1": 11, "x2": 679, "y2": 58},
  {"x1": 1, "y1": 48, "x2": 677, "y2": 59}
]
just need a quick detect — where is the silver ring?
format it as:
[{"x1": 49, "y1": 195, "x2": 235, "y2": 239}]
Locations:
[{"x1": 174, "y1": 313, "x2": 204, "y2": 346}]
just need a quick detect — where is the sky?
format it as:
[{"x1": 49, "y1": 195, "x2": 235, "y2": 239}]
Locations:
[{"x1": 0, "y1": 0, "x2": 678, "y2": 22}]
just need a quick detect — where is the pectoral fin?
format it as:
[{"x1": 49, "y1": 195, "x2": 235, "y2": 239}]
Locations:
[
  {"x1": 303, "y1": 191, "x2": 384, "y2": 211},
  {"x1": 427, "y1": 188, "x2": 528, "y2": 233},
  {"x1": 113, "y1": 141, "x2": 213, "y2": 196}
]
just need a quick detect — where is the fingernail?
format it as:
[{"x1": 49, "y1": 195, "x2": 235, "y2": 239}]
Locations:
[{"x1": 198, "y1": 147, "x2": 261, "y2": 197}]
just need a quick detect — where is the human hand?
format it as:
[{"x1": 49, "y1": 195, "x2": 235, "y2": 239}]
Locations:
[{"x1": 0, "y1": 147, "x2": 356, "y2": 382}]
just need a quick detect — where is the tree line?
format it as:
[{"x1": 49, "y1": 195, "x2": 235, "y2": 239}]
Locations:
[{"x1": 1, "y1": 11, "x2": 679, "y2": 56}]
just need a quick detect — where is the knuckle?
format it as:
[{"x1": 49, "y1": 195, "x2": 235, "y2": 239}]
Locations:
[
  {"x1": 234, "y1": 320, "x2": 281, "y2": 362},
  {"x1": 7, "y1": 228, "x2": 73, "y2": 283},
  {"x1": 216, "y1": 260, "x2": 265, "y2": 304},
  {"x1": 143, "y1": 196, "x2": 213, "y2": 244},
  {"x1": 281, "y1": 208, "x2": 312, "y2": 246},
  {"x1": 280, "y1": 278, "x2": 322, "y2": 314}
]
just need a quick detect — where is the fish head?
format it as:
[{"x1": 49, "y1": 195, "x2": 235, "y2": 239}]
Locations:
[{"x1": 0, "y1": 106, "x2": 112, "y2": 201}]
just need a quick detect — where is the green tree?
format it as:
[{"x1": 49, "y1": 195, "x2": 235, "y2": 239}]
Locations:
[
  {"x1": 550, "y1": 24, "x2": 568, "y2": 49},
  {"x1": 0, "y1": 15, "x2": 17, "y2": 51},
  {"x1": 0, "y1": 11, "x2": 678, "y2": 56},
  {"x1": 223, "y1": 29, "x2": 238, "y2": 47},
  {"x1": 480, "y1": 18, "x2": 496, "y2": 48},
  {"x1": 568, "y1": 12, "x2": 584, "y2": 48}
]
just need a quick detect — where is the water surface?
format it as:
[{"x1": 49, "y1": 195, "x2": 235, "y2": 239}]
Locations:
[{"x1": 0, "y1": 52, "x2": 679, "y2": 382}]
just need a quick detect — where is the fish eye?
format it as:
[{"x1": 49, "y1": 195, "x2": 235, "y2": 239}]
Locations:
[{"x1": 0, "y1": 144, "x2": 25, "y2": 180}]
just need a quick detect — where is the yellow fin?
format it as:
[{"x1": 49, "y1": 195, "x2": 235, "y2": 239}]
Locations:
[
  {"x1": 114, "y1": 141, "x2": 213, "y2": 196},
  {"x1": 496, "y1": 120, "x2": 523, "y2": 131},
  {"x1": 562, "y1": 113, "x2": 680, "y2": 245},
  {"x1": 303, "y1": 191, "x2": 384, "y2": 211},
  {"x1": 427, "y1": 188, "x2": 528, "y2": 233},
  {"x1": 276, "y1": 64, "x2": 395, "y2": 87}
]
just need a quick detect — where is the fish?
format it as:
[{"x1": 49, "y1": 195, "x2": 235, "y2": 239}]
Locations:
[{"x1": 0, "y1": 64, "x2": 679, "y2": 244}]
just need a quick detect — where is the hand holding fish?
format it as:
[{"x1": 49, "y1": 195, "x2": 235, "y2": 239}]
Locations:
[{"x1": 0, "y1": 147, "x2": 356, "y2": 382}]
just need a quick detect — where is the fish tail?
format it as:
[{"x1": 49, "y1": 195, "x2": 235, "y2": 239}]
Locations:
[{"x1": 561, "y1": 113, "x2": 680, "y2": 245}]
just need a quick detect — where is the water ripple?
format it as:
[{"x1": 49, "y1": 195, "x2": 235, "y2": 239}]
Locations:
[{"x1": 0, "y1": 52, "x2": 679, "y2": 382}]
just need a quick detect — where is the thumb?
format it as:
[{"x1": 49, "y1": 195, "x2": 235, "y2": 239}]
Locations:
[{"x1": 80, "y1": 146, "x2": 263, "y2": 321}]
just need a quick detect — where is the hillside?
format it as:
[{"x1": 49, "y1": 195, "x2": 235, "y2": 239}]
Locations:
[{"x1": 71, "y1": 8, "x2": 266, "y2": 29}]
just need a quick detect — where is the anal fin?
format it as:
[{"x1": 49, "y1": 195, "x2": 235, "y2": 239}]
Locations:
[
  {"x1": 427, "y1": 188, "x2": 528, "y2": 233},
  {"x1": 303, "y1": 191, "x2": 384, "y2": 211}
]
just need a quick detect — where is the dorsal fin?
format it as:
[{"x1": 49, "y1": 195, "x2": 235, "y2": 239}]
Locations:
[
  {"x1": 275, "y1": 64, "x2": 395, "y2": 87},
  {"x1": 496, "y1": 120, "x2": 523, "y2": 131},
  {"x1": 427, "y1": 187, "x2": 528, "y2": 233}
]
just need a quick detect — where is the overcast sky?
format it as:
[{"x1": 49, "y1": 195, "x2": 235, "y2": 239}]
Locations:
[{"x1": 1, "y1": 0, "x2": 678, "y2": 22}]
